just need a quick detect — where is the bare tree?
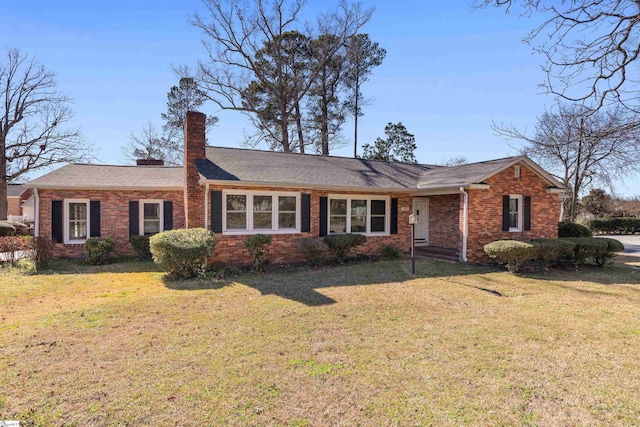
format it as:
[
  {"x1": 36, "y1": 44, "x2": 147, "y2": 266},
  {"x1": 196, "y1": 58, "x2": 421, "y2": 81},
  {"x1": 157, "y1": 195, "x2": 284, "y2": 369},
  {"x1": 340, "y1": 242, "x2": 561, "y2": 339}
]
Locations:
[
  {"x1": 439, "y1": 156, "x2": 468, "y2": 167},
  {"x1": 494, "y1": 102, "x2": 640, "y2": 221},
  {"x1": 0, "y1": 48, "x2": 91, "y2": 219},
  {"x1": 121, "y1": 121, "x2": 172, "y2": 164},
  {"x1": 474, "y1": 0, "x2": 640, "y2": 114},
  {"x1": 190, "y1": 0, "x2": 371, "y2": 152}
]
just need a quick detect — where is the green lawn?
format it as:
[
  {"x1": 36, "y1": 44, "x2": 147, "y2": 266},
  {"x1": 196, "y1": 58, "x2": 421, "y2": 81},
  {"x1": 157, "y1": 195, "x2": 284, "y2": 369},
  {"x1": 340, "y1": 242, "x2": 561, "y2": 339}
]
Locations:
[{"x1": 1, "y1": 258, "x2": 640, "y2": 426}]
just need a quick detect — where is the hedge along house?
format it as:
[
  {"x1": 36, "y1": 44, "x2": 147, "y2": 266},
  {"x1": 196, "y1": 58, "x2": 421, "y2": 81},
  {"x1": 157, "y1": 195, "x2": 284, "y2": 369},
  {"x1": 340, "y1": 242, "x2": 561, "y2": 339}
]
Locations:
[{"x1": 27, "y1": 111, "x2": 565, "y2": 263}]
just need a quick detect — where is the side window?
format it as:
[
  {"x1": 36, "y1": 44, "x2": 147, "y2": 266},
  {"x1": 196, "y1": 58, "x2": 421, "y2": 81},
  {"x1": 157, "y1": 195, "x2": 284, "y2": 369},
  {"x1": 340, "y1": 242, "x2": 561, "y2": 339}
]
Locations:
[
  {"x1": 509, "y1": 195, "x2": 523, "y2": 232},
  {"x1": 64, "y1": 199, "x2": 90, "y2": 243},
  {"x1": 139, "y1": 200, "x2": 164, "y2": 236}
]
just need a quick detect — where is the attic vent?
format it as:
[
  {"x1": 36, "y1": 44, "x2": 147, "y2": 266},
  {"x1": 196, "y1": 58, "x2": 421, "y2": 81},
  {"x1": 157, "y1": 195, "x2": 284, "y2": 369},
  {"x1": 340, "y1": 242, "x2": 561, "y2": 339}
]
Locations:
[
  {"x1": 137, "y1": 158, "x2": 164, "y2": 166},
  {"x1": 514, "y1": 165, "x2": 521, "y2": 179}
]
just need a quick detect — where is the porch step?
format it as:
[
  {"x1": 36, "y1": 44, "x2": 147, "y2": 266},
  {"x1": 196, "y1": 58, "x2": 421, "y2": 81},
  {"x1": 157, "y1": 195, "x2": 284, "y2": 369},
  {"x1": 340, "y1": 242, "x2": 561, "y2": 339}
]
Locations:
[{"x1": 413, "y1": 246, "x2": 460, "y2": 263}]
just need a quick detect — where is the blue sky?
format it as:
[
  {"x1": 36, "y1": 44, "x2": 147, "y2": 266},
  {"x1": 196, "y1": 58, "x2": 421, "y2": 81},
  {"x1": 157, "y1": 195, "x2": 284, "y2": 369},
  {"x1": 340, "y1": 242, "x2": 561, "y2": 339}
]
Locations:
[{"x1": 3, "y1": 0, "x2": 639, "y2": 196}]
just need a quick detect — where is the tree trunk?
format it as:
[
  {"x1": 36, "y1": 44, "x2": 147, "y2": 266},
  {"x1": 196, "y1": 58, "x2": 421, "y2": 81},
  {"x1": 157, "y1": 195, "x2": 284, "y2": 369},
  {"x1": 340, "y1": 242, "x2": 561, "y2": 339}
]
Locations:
[
  {"x1": 570, "y1": 118, "x2": 584, "y2": 222},
  {"x1": 0, "y1": 135, "x2": 7, "y2": 220},
  {"x1": 353, "y1": 75, "x2": 359, "y2": 158},
  {"x1": 295, "y1": 101, "x2": 305, "y2": 154},
  {"x1": 321, "y1": 90, "x2": 329, "y2": 156}
]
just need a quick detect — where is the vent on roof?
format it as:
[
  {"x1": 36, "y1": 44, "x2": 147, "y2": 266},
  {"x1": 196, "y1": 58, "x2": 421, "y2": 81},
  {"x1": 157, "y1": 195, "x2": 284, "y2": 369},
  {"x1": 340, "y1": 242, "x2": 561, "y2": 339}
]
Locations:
[
  {"x1": 514, "y1": 165, "x2": 521, "y2": 179},
  {"x1": 136, "y1": 158, "x2": 164, "y2": 166}
]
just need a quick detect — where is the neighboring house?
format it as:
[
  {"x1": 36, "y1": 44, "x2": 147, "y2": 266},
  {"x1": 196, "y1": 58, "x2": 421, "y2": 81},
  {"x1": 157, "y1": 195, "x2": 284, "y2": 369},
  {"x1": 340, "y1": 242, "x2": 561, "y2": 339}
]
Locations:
[
  {"x1": 6, "y1": 183, "x2": 34, "y2": 222},
  {"x1": 26, "y1": 112, "x2": 565, "y2": 263}
]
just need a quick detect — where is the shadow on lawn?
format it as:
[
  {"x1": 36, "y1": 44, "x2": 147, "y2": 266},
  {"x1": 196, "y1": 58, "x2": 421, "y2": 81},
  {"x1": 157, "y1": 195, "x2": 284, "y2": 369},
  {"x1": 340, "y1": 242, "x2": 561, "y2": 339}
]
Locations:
[{"x1": 164, "y1": 259, "x2": 490, "y2": 306}]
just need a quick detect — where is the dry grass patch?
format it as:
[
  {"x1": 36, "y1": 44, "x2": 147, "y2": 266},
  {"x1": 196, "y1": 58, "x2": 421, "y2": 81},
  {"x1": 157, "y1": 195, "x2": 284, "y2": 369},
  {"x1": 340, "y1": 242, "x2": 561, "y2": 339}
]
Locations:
[{"x1": 1, "y1": 259, "x2": 639, "y2": 426}]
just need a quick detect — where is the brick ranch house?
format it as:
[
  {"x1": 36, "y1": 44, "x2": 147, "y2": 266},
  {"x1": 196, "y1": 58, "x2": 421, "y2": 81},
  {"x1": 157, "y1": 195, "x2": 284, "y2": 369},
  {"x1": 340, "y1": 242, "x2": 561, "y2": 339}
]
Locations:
[{"x1": 26, "y1": 111, "x2": 565, "y2": 264}]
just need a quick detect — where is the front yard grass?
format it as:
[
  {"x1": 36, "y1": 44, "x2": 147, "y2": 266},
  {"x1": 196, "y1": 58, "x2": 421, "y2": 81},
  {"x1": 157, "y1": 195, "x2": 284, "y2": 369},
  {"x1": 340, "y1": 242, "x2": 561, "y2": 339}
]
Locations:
[{"x1": 1, "y1": 258, "x2": 640, "y2": 426}]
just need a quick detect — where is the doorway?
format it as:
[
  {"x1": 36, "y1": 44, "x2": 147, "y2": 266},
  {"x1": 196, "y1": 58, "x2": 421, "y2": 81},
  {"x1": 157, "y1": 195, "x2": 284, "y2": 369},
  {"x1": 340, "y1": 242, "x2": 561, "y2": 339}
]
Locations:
[{"x1": 412, "y1": 198, "x2": 429, "y2": 243}]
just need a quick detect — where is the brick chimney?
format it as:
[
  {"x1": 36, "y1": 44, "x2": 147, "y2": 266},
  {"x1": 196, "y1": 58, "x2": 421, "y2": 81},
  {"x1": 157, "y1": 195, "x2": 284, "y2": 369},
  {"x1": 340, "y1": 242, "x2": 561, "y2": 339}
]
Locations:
[
  {"x1": 136, "y1": 158, "x2": 164, "y2": 166},
  {"x1": 184, "y1": 111, "x2": 206, "y2": 228}
]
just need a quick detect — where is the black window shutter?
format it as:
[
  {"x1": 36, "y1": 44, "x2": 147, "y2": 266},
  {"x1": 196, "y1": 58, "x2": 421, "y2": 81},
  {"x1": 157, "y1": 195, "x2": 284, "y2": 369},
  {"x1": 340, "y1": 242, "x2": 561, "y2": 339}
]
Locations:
[
  {"x1": 90, "y1": 201, "x2": 100, "y2": 237},
  {"x1": 51, "y1": 200, "x2": 63, "y2": 243},
  {"x1": 390, "y1": 198, "x2": 398, "y2": 235},
  {"x1": 301, "y1": 193, "x2": 311, "y2": 232},
  {"x1": 129, "y1": 201, "x2": 139, "y2": 237},
  {"x1": 211, "y1": 190, "x2": 222, "y2": 233},
  {"x1": 502, "y1": 195, "x2": 510, "y2": 232},
  {"x1": 163, "y1": 201, "x2": 173, "y2": 231},
  {"x1": 319, "y1": 196, "x2": 328, "y2": 237},
  {"x1": 524, "y1": 196, "x2": 531, "y2": 231}
]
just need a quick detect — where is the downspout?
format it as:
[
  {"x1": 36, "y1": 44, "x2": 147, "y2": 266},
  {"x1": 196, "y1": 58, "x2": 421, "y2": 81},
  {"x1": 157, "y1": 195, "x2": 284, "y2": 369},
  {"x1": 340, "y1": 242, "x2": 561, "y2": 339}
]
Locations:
[
  {"x1": 204, "y1": 182, "x2": 209, "y2": 229},
  {"x1": 34, "y1": 188, "x2": 40, "y2": 237},
  {"x1": 459, "y1": 187, "x2": 468, "y2": 262}
]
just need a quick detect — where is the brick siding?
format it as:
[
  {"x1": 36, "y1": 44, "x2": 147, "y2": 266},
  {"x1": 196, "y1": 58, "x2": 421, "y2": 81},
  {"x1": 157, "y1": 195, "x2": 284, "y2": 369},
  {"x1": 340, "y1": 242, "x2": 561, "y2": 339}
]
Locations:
[
  {"x1": 38, "y1": 189, "x2": 184, "y2": 258},
  {"x1": 465, "y1": 163, "x2": 560, "y2": 263},
  {"x1": 208, "y1": 185, "x2": 412, "y2": 264},
  {"x1": 426, "y1": 194, "x2": 460, "y2": 250}
]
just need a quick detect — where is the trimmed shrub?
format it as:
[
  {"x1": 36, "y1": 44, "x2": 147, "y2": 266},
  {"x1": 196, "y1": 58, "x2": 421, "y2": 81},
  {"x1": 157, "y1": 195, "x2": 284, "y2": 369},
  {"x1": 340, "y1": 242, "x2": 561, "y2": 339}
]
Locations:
[
  {"x1": 324, "y1": 233, "x2": 367, "y2": 261},
  {"x1": 6, "y1": 221, "x2": 28, "y2": 236},
  {"x1": 588, "y1": 218, "x2": 640, "y2": 235},
  {"x1": 84, "y1": 237, "x2": 115, "y2": 265},
  {"x1": 150, "y1": 228, "x2": 217, "y2": 279},
  {"x1": 31, "y1": 236, "x2": 53, "y2": 268},
  {"x1": 295, "y1": 238, "x2": 328, "y2": 266},
  {"x1": 483, "y1": 240, "x2": 537, "y2": 272},
  {"x1": 529, "y1": 238, "x2": 576, "y2": 267},
  {"x1": 0, "y1": 236, "x2": 33, "y2": 263},
  {"x1": 130, "y1": 235, "x2": 152, "y2": 260},
  {"x1": 381, "y1": 245, "x2": 403, "y2": 259},
  {"x1": 244, "y1": 234, "x2": 272, "y2": 272},
  {"x1": 0, "y1": 221, "x2": 16, "y2": 237},
  {"x1": 561, "y1": 237, "x2": 622, "y2": 267},
  {"x1": 558, "y1": 221, "x2": 592, "y2": 238}
]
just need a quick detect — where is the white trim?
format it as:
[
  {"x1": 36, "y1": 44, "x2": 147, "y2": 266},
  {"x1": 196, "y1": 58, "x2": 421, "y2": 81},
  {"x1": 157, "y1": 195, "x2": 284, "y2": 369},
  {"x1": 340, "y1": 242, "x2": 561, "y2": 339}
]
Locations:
[
  {"x1": 221, "y1": 190, "x2": 301, "y2": 235},
  {"x1": 546, "y1": 187, "x2": 565, "y2": 194},
  {"x1": 508, "y1": 194, "x2": 523, "y2": 232},
  {"x1": 63, "y1": 199, "x2": 90, "y2": 244},
  {"x1": 327, "y1": 194, "x2": 390, "y2": 236},
  {"x1": 205, "y1": 182, "x2": 210, "y2": 229},
  {"x1": 139, "y1": 199, "x2": 164, "y2": 236},
  {"x1": 34, "y1": 188, "x2": 39, "y2": 237}
]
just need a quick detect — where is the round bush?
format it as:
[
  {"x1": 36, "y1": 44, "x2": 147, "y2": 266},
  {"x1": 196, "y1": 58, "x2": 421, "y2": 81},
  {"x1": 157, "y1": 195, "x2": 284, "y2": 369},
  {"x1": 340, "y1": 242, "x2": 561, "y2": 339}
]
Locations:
[
  {"x1": 381, "y1": 245, "x2": 402, "y2": 259},
  {"x1": 150, "y1": 228, "x2": 217, "y2": 279},
  {"x1": 558, "y1": 221, "x2": 592, "y2": 238},
  {"x1": 295, "y1": 238, "x2": 328, "y2": 265},
  {"x1": 324, "y1": 233, "x2": 367, "y2": 261},
  {"x1": 84, "y1": 237, "x2": 115, "y2": 265},
  {"x1": 484, "y1": 240, "x2": 537, "y2": 272},
  {"x1": 130, "y1": 235, "x2": 152, "y2": 260},
  {"x1": 0, "y1": 221, "x2": 17, "y2": 237}
]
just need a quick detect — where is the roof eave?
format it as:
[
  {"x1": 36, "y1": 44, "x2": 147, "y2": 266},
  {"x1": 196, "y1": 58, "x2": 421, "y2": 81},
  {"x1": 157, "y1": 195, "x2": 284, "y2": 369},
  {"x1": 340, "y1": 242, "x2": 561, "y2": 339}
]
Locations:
[
  {"x1": 202, "y1": 178, "x2": 415, "y2": 193},
  {"x1": 26, "y1": 184, "x2": 184, "y2": 191}
]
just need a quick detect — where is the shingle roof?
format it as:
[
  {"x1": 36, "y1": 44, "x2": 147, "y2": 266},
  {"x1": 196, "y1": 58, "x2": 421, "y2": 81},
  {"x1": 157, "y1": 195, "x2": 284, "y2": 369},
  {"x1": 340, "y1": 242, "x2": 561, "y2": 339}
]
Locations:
[
  {"x1": 198, "y1": 146, "x2": 432, "y2": 189},
  {"x1": 7, "y1": 183, "x2": 27, "y2": 197},
  {"x1": 27, "y1": 164, "x2": 184, "y2": 189},
  {"x1": 199, "y1": 147, "x2": 563, "y2": 191},
  {"x1": 416, "y1": 156, "x2": 527, "y2": 188}
]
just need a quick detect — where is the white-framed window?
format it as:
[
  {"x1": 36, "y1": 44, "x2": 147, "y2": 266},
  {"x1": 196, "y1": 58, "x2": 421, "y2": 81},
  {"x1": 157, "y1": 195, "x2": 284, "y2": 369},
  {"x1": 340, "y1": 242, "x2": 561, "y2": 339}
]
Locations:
[
  {"x1": 222, "y1": 191, "x2": 300, "y2": 234},
  {"x1": 139, "y1": 200, "x2": 164, "y2": 236},
  {"x1": 64, "y1": 199, "x2": 90, "y2": 244},
  {"x1": 328, "y1": 195, "x2": 389, "y2": 235},
  {"x1": 509, "y1": 195, "x2": 523, "y2": 232}
]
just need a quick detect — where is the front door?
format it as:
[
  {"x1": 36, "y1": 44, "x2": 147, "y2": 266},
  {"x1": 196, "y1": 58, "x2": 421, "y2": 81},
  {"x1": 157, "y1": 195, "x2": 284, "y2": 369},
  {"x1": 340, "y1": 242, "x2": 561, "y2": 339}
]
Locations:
[{"x1": 412, "y1": 198, "x2": 429, "y2": 242}]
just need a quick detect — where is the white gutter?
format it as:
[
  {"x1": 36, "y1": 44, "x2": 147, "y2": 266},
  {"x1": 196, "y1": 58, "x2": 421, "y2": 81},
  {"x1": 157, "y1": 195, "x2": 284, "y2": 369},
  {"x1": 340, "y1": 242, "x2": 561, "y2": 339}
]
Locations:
[
  {"x1": 204, "y1": 182, "x2": 210, "y2": 229},
  {"x1": 34, "y1": 188, "x2": 40, "y2": 237},
  {"x1": 459, "y1": 187, "x2": 469, "y2": 262}
]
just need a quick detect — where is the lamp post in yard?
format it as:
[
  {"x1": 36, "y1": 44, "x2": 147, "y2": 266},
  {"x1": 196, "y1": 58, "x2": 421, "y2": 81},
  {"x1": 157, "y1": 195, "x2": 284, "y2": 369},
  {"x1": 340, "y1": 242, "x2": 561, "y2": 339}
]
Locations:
[{"x1": 409, "y1": 214, "x2": 417, "y2": 274}]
